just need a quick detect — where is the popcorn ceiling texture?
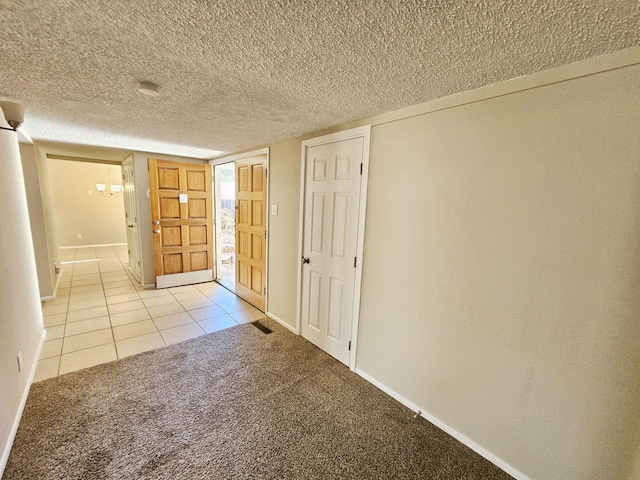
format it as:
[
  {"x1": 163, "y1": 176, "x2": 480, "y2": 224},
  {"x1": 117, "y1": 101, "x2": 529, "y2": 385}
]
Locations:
[{"x1": 0, "y1": 0, "x2": 638, "y2": 156}]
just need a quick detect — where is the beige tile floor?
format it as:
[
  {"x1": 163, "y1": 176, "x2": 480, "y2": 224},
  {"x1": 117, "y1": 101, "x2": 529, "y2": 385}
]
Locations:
[{"x1": 35, "y1": 245, "x2": 265, "y2": 382}]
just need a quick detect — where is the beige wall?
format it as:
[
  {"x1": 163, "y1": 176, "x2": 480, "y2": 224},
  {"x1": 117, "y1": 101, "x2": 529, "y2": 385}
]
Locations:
[
  {"x1": 20, "y1": 143, "x2": 55, "y2": 297},
  {"x1": 48, "y1": 160, "x2": 127, "y2": 247},
  {"x1": 262, "y1": 54, "x2": 640, "y2": 479},
  {"x1": 264, "y1": 140, "x2": 302, "y2": 323},
  {"x1": 0, "y1": 109, "x2": 45, "y2": 474},
  {"x1": 357, "y1": 64, "x2": 640, "y2": 480},
  {"x1": 19, "y1": 143, "x2": 60, "y2": 299},
  {"x1": 35, "y1": 145, "x2": 61, "y2": 294}
]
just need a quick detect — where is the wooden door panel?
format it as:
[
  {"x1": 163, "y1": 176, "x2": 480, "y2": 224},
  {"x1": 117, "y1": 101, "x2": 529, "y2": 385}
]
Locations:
[
  {"x1": 238, "y1": 166, "x2": 250, "y2": 192},
  {"x1": 238, "y1": 262, "x2": 250, "y2": 287},
  {"x1": 252, "y1": 234, "x2": 263, "y2": 260},
  {"x1": 188, "y1": 198, "x2": 207, "y2": 219},
  {"x1": 160, "y1": 198, "x2": 181, "y2": 219},
  {"x1": 157, "y1": 167, "x2": 180, "y2": 190},
  {"x1": 163, "y1": 254, "x2": 183, "y2": 274},
  {"x1": 189, "y1": 251, "x2": 208, "y2": 271},
  {"x1": 161, "y1": 226, "x2": 182, "y2": 247},
  {"x1": 186, "y1": 169, "x2": 206, "y2": 191},
  {"x1": 149, "y1": 158, "x2": 213, "y2": 288},
  {"x1": 189, "y1": 225, "x2": 207, "y2": 245},
  {"x1": 252, "y1": 200, "x2": 264, "y2": 227},
  {"x1": 237, "y1": 231, "x2": 249, "y2": 257},
  {"x1": 252, "y1": 165, "x2": 264, "y2": 191},
  {"x1": 251, "y1": 267, "x2": 263, "y2": 294},
  {"x1": 238, "y1": 200, "x2": 250, "y2": 224},
  {"x1": 235, "y1": 154, "x2": 267, "y2": 310}
]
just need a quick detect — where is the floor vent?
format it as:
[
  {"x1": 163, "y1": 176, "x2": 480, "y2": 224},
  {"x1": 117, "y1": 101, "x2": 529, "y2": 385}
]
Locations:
[{"x1": 251, "y1": 321, "x2": 272, "y2": 334}]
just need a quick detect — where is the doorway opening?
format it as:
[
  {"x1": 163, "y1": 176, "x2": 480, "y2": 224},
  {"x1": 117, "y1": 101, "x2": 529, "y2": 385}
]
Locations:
[{"x1": 214, "y1": 162, "x2": 236, "y2": 292}]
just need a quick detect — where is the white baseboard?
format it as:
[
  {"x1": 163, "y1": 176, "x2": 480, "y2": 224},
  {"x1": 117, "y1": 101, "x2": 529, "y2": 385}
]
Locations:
[
  {"x1": 59, "y1": 243, "x2": 127, "y2": 249},
  {"x1": 0, "y1": 329, "x2": 46, "y2": 477},
  {"x1": 354, "y1": 368, "x2": 532, "y2": 480},
  {"x1": 40, "y1": 266, "x2": 64, "y2": 302},
  {"x1": 265, "y1": 312, "x2": 299, "y2": 334},
  {"x1": 156, "y1": 270, "x2": 213, "y2": 289}
]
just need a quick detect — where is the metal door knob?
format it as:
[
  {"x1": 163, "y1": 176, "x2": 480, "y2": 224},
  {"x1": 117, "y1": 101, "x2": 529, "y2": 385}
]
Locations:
[
  {"x1": 153, "y1": 229, "x2": 160, "y2": 234},
  {"x1": 153, "y1": 220, "x2": 160, "y2": 225},
  {"x1": 302, "y1": 257, "x2": 310, "y2": 264}
]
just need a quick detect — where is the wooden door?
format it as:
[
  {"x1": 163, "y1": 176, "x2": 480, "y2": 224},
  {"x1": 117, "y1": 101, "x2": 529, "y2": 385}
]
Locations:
[
  {"x1": 235, "y1": 154, "x2": 267, "y2": 310},
  {"x1": 148, "y1": 158, "x2": 213, "y2": 289},
  {"x1": 300, "y1": 136, "x2": 364, "y2": 365},
  {"x1": 122, "y1": 156, "x2": 141, "y2": 282}
]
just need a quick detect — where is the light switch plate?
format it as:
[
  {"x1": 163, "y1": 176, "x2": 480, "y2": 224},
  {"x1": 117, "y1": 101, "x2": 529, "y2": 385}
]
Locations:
[{"x1": 271, "y1": 205, "x2": 278, "y2": 215}]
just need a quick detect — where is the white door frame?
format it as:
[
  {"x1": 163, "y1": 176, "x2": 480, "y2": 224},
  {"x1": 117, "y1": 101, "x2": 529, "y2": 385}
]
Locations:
[
  {"x1": 121, "y1": 155, "x2": 142, "y2": 283},
  {"x1": 209, "y1": 147, "x2": 270, "y2": 312},
  {"x1": 296, "y1": 125, "x2": 371, "y2": 371}
]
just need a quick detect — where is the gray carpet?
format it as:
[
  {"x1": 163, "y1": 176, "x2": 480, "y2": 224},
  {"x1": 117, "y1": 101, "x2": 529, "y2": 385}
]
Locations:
[{"x1": 4, "y1": 318, "x2": 513, "y2": 479}]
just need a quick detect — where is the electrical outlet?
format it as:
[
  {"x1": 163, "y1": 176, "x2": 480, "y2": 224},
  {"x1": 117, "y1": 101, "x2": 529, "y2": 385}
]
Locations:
[
  {"x1": 17, "y1": 351, "x2": 23, "y2": 373},
  {"x1": 77, "y1": 234, "x2": 82, "y2": 240}
]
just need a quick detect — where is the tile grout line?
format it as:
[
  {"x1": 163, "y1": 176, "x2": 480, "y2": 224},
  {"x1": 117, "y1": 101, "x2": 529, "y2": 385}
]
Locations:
[
  {"x1": 100, "y1": 246, "x2": 120, "y2": 361},
  {"x1": 56, "y1": 248, "x2": 77, "y2": 377},
  {"x1": 40, "y1": 246, "x2": 255, "y2": 380}
]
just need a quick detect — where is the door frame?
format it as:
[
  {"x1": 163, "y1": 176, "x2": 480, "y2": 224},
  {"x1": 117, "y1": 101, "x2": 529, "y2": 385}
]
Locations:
[
  {"x1": 121, "y1": 155, "x2": 142, "y2": 283},
  {"x1": 209, "y1": 147, "x2": 270, "y2": 311},
  {"x1": 296, "y1": 125, "x2": 371, "y2": 371},
  {"x1": 212, "y1": 161, "x2": 236, "y2": 291},
  {"x1": 148, "y1": 158, "x2": 214, "y2": 289}
]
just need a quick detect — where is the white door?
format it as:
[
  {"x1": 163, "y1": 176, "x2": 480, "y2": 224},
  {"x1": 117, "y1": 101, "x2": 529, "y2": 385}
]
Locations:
[
  {"x1": 122, "y1": 156, "x2": 142, "y2": 282},
  {"x1": 299, "y1": 132, "x2": 367, "y2": 366}
]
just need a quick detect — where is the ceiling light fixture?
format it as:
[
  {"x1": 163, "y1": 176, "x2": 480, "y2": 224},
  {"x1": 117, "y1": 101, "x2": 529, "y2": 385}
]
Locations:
[
  {"x1": 0, "y1": 101, "x2": 25, "y2": 131},
  {"x1": 96, "y1": 168, "x2": 123, "y2": 196},
  {"x1": 138, "y1": 81, "x2": 160, "y2": 97}
]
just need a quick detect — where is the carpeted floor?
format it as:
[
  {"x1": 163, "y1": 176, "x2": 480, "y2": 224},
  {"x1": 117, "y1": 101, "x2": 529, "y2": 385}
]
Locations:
[{"x1": 4, "y1": 318, "x2": 513, "y2": 479}]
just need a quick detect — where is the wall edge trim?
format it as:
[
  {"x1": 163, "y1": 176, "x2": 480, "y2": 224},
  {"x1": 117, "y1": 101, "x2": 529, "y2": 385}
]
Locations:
[
  {"x1": 59, "y1": 243, "x2": 127, "y2": 250},
  {"x1": 266, "y1": 312, "x2": 298, "y2": 334},
  {"x1": 355, "y1": 368, "x2": 533, "y2": 480},
  {"x1": 364, "y1": 47, "x2": 640, "y2": 131}
]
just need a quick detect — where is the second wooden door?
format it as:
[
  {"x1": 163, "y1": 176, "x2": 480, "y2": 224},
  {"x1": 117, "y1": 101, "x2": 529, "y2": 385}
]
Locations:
[{"x1": 235, "y1": 154, "x2": 267, "y2": 310}]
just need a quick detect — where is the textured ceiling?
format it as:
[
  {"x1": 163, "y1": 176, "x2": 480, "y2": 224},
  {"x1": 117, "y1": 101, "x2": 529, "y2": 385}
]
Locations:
[{"x1": 0, "y1": 0, "x2": 638, "y2": 159}]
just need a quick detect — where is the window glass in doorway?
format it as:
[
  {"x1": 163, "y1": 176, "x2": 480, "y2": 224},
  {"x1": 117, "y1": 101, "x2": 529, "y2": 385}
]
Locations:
[{"x1": 214, "y1": 163, "x2": 236, "y2": 291}]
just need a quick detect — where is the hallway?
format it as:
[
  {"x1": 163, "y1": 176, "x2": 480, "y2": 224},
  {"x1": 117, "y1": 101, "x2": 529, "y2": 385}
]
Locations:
[{"x1": 36, "y1": 245, "x2": 265, "y2": 382}]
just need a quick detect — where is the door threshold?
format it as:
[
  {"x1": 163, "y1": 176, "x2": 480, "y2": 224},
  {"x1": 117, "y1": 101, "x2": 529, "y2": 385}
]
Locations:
[{"x1": 215, "y1": 279, "x2": 235, "y2": 294}]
